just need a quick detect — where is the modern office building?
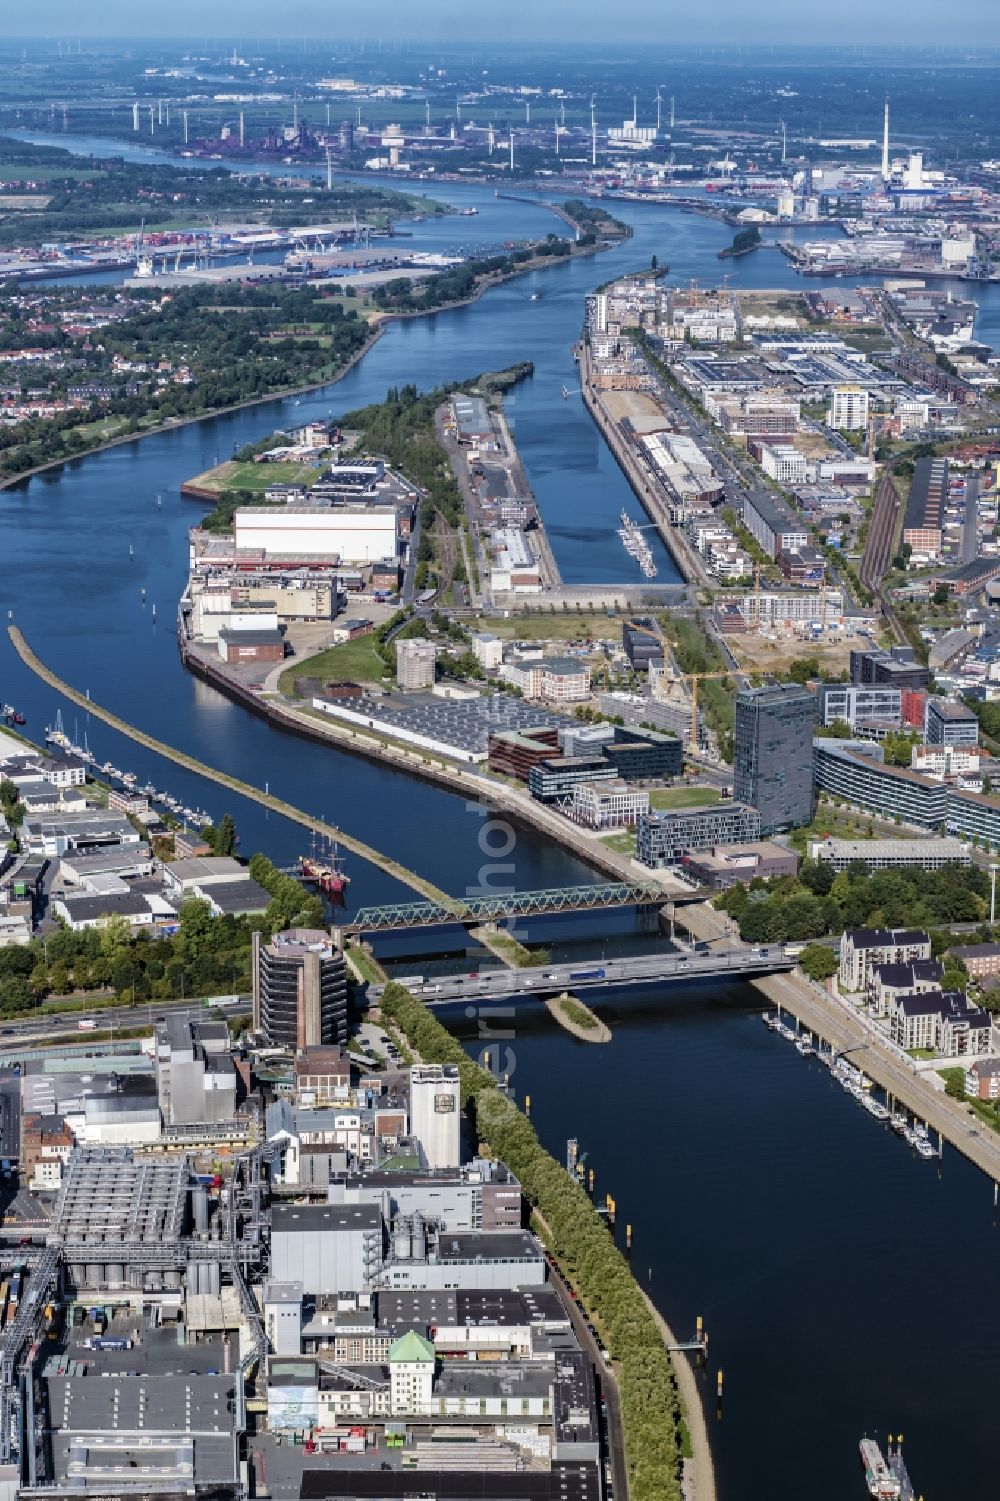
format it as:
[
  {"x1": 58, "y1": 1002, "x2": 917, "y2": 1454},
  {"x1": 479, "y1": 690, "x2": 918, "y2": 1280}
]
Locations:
[
  {"x1": 571, "y1": 779, "x2": 649, "y2": 829},
  {"x1": 733, "y1": 684, "x2": 815, "y2": 834},
  {"x1": 622, "y1": 618, "x2": 663, "y2": 671},
  {"x1": 812, "y1": 739, "x2": 948, "y2": 829},
  {"x1": 850, "y1": 645, "x2": 929, "y2": 692},
  {"x1": 924, "y1": 696, "x2": 979, "y2": 747},
  {"x1": 637, "y1": 802, "x2": 762, "y2": 868},
  {"x1": 528, "y1": 755, "x2": 618, "y2": 803},
  {"x1": 253, "y1": 929, "x2": 348, "y2": 1049},
  {"x1": 816, "y1": 683, "x2": 902, "y2": 729},
  {"x1": 409, "y1": 1065, "x2": 461, "y2": 1170}
]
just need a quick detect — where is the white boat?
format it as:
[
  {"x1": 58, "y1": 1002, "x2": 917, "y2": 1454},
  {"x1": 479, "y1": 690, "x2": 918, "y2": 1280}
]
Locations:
[{"x1": 916, "y1": 1138, "x2": 937, "y2": 1159}]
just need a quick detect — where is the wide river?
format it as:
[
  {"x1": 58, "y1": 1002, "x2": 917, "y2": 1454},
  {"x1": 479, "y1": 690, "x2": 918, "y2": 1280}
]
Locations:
[{"x1": 4, "y1": 137, "x2": 1000, "y2": 1497}]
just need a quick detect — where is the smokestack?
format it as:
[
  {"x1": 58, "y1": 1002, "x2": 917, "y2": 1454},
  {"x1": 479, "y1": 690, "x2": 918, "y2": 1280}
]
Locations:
[{"x1": 882, "y1": 96, "x2": 890, "y2": 180}]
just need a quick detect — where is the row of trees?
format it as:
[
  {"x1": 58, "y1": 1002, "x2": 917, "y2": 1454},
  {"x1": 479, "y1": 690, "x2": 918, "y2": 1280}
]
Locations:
[
  {"x1": 715, "y1": 858, "x2": 990, "y2": 945},
  {"x1": 379, "y1": 981, "x2": 683, "y2": 1501},
  {"x1": 0, "y1": 840, "x2": 321, "y2": 1015}
]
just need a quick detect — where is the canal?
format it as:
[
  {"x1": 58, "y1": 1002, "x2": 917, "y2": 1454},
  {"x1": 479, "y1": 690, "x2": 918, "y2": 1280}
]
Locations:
[{"x1": 3, "y1": 139, "x2": 1000, "y2": 1499}]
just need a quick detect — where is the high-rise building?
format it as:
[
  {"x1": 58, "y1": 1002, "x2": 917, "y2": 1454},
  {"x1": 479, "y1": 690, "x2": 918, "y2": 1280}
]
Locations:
[
  {"x1": 396, "y1": 638, "x2": 437, "y2": 691},
  {"x1": 734, "y1": 684, "x2": 815, "y2": 834},
  {"x1": 827, "y1": 385, "x2": 869, "y2": 432},
  {"x1": 409, "y1": 1064, "x2": 461, "y2": 1170},
  {"x1": 252, "y1": 929, "x2": 348, "y2": 1049}
]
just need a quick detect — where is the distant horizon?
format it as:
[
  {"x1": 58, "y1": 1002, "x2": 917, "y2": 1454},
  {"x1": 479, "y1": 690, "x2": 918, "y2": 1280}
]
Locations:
[{"x1": 0, "y1": 3, "x2": 995, "y2": 48}]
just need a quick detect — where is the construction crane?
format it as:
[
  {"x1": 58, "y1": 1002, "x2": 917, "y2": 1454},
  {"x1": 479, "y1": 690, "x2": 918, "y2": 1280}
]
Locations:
[{"x1": 659, "y1": 666, "x2": 735, "y2": 755}]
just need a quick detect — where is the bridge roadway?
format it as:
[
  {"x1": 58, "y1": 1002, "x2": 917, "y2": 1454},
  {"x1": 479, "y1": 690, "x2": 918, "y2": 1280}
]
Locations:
[{"x1": 371, "y1": 944, "x2": 795, "y2": 1004}]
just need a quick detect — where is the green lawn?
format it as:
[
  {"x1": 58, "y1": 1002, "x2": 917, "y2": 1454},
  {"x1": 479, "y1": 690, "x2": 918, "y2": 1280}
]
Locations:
[
  {"x1": 281, "y1": 636, "x2": 389, "y2": 695},
  {"x1": 186, "y1": 457, "x2": 327, "y2": 496},
  {"x1": 600, "y1": 829, "x2": 637, "y2": 855},
  {"x1": 648, "y1": 786, "x2": 722, "y2": 810}
]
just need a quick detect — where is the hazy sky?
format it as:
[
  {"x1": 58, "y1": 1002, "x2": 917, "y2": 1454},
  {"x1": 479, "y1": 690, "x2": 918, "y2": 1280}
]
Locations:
[{"x1": 2, "y1": 0, "x2": 997, "y2": 46}]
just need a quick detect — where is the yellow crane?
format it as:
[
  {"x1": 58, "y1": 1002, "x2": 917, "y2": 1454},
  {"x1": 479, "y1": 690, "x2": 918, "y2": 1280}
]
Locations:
[{"x1": 660, "y1": 665, "x2": 735, "y2": 755}]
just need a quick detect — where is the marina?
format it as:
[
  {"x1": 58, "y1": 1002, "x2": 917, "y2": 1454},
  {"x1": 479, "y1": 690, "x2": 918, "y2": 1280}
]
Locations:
[
  {"x1": 617, "y1": 509, "x2": 658, "y2": 578},
  {"x1": 762, "y1": 1013, "x2": 941, "y2": 1160},
  {"x1": 44, "y1": 711, "x2": 214, "y2": 829}
]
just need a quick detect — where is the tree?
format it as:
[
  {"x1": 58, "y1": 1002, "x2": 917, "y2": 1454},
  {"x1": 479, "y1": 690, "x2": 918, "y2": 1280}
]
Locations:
[
  {"x1": 99, "y1": 914, "x2": 132, "y2": 961},
  {"x1": 798, "y1": 944, "x2": 838, "y2": 982},
  {"x1": 177, "y1": 899, "x2": 218, "y2": 960},
  {"x1": 207, "y1": 813, "x2": 237, "y2": 857}
]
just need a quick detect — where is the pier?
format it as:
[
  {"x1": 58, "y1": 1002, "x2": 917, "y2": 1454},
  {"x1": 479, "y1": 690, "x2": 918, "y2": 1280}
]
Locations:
[
  {"x1": 7, "y1": 626, "x2": 455, "y2": 906},
  {"x1": 578, "y1": 339, "x2": 709, "y2": 585}
]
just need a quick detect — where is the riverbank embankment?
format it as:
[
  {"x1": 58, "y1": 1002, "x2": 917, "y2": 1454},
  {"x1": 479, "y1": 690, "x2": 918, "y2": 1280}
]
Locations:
[
  {"x1": 0, "y1": 211, "x2": 615, "y2": 501},
  {"x1": 577, "y1": 341, "x2": 709, "y2": 586},
  {"x1": 181, "y1": 638, "x2": 685, "y2": 889},
  {"x1": 681, "y1": 898, "x2": 1000, "y2": 1184}
]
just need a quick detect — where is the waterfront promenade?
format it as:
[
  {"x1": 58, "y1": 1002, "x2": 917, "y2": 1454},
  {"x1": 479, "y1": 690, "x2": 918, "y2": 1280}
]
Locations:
[{"x1": 757, "y1": 967, "x2": 1000, "y2": 1185}]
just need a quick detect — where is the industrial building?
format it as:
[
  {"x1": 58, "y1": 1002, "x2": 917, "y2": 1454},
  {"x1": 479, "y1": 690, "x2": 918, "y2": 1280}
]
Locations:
[
  {"x1": 902, "y1": 455, "x2": 949, "y2": 559},
  {"x1": 313, "y1": 691, "x2": 571, "y2": 765},
  {"x1": 233, "y1": 504, "x2": 398, "y2": 566},
  {"x1": 409, "y1": 1065, "x2": 461, "y2": 1170},
  {"x1": 253, "y1": 929, "x2": 348, "y2": 1049}
]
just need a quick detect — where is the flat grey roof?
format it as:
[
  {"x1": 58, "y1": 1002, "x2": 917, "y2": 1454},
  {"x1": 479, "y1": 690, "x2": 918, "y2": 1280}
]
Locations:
[{"x1": 272, "y1": 1203, "x2": 382, "y2": 1233}]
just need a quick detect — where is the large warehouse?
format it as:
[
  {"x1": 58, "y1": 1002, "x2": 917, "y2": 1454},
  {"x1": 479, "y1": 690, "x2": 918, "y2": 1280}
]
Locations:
[{"x1": 233, "y1": 504, "x2": 398, "y2": 565}]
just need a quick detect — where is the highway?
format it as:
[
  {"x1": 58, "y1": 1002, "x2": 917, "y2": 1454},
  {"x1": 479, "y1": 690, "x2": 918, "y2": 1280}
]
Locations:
[
  {"x1": 0, "y1": 994, "x2": 249, "y2": 1053},
  {"x1": 371, "y1": 945, "x2": 796, "y2": 1005}
]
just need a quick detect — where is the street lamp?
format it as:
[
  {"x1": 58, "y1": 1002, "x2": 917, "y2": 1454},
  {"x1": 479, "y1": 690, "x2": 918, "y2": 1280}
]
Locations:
[{"x1": 990, "y1": 864, "x2": 999, "y2": 928}]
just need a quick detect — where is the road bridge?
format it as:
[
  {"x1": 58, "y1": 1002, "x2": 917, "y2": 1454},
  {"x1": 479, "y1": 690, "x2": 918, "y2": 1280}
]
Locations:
[
  {"x1": 369, "y1": 944, "x2": 795, "y2": 1004},
  {"x1": 346, "y1": 880, "x2": 709, "y2": 933}
]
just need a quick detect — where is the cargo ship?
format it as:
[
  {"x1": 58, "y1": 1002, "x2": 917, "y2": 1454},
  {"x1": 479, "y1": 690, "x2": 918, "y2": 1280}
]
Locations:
[{"x1": 859, "y1": 1436, "x2": 915, "y2": 1501}]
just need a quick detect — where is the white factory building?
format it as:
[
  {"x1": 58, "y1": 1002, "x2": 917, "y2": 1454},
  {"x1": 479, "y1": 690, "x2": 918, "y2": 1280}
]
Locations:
[
  {"x1": 233, "y1": 505, "x2": 398, "y2": 565},
  {"x1": 409, "y1": 1064, "x2": 461, "y2": 1170}
]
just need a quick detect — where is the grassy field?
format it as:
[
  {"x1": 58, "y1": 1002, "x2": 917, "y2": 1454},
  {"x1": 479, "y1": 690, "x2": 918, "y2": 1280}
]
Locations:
[
  {"x1": 648, "y1": 786, "x2": 722, "y2": 810},
  {"x1": 471, "y1": 611, "x2": 622, "y2": 644},
  {"x1": 281, "y1": 636, "x2": 389, "y2": 695},
  {"x1": 186, "y1": 457, "x2": 327, "y2": 496}
]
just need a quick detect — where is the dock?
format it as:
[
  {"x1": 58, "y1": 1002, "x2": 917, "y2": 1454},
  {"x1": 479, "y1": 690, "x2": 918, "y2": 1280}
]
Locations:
[{"x1": 577, "y1": 339, "x2": 709, "y2": 585}]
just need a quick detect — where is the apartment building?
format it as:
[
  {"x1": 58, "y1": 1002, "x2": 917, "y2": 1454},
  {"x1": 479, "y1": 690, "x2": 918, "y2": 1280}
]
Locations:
[{"x1": 839, "y1": 927, "x2": 932, "y2": 993}]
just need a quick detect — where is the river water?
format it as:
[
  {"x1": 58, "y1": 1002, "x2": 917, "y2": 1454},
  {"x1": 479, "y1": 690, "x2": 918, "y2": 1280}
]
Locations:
[{"x1": 3, "y1": 135, "x2": 1000, "y2": 1499}]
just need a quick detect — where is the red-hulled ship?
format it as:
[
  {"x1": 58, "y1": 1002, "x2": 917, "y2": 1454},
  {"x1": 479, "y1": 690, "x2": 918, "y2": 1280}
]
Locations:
[{"x1": 299, "y1": 846, "x2": 350, "y2": 896}]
